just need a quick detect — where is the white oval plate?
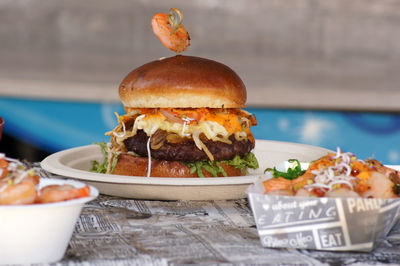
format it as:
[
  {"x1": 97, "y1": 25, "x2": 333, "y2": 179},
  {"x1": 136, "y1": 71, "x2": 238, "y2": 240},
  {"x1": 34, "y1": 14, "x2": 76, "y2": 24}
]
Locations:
[{"x1": 41, "y1": 140, "x2": 332, "y2": 200}]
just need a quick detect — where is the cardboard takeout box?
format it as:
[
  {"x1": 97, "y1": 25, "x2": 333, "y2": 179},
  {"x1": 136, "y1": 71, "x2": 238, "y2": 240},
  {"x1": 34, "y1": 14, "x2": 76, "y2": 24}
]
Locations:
[{"x1": 248, "y1": 180, "x2": 400, "y2": 252}]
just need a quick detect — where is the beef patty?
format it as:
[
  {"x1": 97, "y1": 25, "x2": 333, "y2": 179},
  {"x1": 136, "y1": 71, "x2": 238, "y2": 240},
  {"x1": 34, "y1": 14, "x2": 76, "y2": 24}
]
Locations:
[{"x1": 123, "y1": 130, "x2": 254, "y2": 161}]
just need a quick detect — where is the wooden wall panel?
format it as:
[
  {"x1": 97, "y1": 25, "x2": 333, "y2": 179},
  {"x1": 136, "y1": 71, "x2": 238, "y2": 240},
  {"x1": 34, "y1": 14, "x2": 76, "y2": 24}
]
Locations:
[{"x1": 0, "y1": 0, "x2": 399, "y2": 110}]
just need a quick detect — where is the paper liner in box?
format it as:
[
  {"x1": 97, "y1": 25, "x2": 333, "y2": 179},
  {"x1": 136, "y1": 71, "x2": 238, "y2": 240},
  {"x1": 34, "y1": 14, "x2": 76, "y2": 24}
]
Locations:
[{"x1": 248, "y1": 191, "x2": 400, "y2": 252}]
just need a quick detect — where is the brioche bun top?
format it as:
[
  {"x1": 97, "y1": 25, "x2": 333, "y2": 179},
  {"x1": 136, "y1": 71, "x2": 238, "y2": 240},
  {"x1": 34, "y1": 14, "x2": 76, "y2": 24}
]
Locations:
[{"x1": 119, "y1": 55, "x2": 247, "y2": 108}]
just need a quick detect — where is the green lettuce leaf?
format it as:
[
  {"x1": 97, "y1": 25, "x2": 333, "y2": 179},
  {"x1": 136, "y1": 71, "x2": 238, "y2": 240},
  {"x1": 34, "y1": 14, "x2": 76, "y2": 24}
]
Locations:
[
  {"x1": 91, "y1": 142, "x2": 259, "y2": 178},
  {"x1": 90, "y1": 142, "x2": 119, "y2": 174},
  {"x1": 184, "y1": 152, "x2": 259, "y2": 178}
]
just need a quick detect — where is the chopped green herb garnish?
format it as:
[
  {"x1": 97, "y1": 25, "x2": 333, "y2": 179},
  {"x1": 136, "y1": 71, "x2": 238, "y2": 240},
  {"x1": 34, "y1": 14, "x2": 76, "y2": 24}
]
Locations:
[{"x1": 264, "y1": 159, "x2": 305, "y2": 180}]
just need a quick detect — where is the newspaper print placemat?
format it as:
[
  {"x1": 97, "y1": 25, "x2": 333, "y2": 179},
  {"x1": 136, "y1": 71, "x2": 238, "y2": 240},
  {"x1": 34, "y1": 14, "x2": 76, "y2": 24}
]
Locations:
[
  {"x1": 31, "y1": 165, "x2": 400, "y2": 266},
  {"x1": 30, "y1": 194, "x2": 399, "y2": 266}
]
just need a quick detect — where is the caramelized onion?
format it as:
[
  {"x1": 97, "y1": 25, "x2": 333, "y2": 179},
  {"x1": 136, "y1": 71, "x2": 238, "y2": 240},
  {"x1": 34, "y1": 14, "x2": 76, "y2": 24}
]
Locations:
[
  {"x1": 192, "y1": 130, "x2": 214, "y2": 161},
  {"x1": 150, "y1": 142, "x2": 164, "y2": 150},
  {"x1": 192, "y1": 130, "x2": 203, "y2": 151},
  {"x1": 160, "y1": 109, "x2": 183, "y2": 124},
  {"x1": 199, "y1": 141, "x2": 214, "y2": 161},
  {"x1": 166, "y1": 133, "x2": 185, "y2": 143},
  {"x1": 150, "y1": 130, "x2": 167, "y2": 150},
  {"x1": 214, "y1": 136, "x2": 232, "y2": 144}
]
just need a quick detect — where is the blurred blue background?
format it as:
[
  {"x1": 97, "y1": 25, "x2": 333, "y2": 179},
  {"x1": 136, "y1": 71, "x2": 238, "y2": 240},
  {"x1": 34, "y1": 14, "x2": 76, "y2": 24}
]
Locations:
[{"x1": 1, "y1": 97, "x2": 399, "y2": 164}]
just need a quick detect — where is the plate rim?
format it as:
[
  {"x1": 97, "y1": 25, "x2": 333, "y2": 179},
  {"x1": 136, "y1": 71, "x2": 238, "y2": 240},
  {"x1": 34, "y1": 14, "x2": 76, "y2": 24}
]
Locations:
[{"x1": 40, "y1": 139, "x2": 333, "y2": 186}]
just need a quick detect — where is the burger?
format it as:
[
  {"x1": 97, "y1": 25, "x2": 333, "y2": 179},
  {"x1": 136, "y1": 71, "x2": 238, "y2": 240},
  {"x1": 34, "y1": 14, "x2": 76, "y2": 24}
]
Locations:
[{"x1": 92, "y1": 55, "x2": 258, "y2": 177}]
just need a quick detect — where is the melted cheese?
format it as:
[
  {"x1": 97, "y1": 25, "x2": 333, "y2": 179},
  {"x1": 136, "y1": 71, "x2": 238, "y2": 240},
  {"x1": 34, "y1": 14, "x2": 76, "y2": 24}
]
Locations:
[
  {"x1": 133, "y1": 116, "x2": 229, "y2": 140},
  {"x1": 206, "y1": 113, "x2": 242, "y2": 135}
]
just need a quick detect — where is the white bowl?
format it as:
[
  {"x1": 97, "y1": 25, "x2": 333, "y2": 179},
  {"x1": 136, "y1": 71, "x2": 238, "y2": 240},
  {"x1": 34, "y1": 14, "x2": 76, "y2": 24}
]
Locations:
[{"x1": 0, "y1": 178, "x2": 98, "y2": 265}]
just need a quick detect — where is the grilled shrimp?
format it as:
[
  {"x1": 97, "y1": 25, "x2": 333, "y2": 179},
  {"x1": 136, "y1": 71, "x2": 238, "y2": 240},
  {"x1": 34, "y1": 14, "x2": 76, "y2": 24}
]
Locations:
[
  {"x1": 263, "y1": 177, "x2": 292, "y2": 194},
  {"x1": 367, "y1": 159, "x2": 400, "y2": 182},
  {"x1": 0, "y1": 154, "x2": 91, "y2": 205},
  {"x1": 362, "y1": 171, "x2": 398, "y2": 198},
  {"x1": 39, "y1": 184, "x2": 91, "y2": 203},
  {"x1": 152, "y1": 8, "x2": 190, "y2": 53},
  {"x1": 0, "y1": 156, "x2": 40, "y2": 205},
  {"x1": 0, "y1": 178, "x2": 38, "y2": 205},
  {"x1": 325, "y1": 188, "x2": 360, "y2": 198}
]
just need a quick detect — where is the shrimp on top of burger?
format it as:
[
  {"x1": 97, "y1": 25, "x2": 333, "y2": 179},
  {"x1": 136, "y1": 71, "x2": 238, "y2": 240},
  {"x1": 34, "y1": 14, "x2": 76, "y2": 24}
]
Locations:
[{"x1": 92, "y1": 8, "x2": 259, "y2": 178}]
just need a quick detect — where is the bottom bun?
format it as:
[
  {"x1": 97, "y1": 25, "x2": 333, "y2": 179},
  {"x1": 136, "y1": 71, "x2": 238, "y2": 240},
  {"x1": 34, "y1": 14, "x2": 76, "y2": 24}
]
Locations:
[{"x1": 112, "y1": 154, "x2": 246, "y2": 177}]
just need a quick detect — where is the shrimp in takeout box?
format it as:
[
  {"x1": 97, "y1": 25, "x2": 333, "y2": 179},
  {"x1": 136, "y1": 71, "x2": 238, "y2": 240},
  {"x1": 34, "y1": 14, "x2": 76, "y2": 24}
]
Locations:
[
  {"x1": 248, "y1": 148, "x2": 400, "y2": 251},
  {"x1": 0, "y1": 154, "x2": 90, "y2": 205},
  {"x1": 262, "y1": 148, "x2": 400, "y2": 198}
]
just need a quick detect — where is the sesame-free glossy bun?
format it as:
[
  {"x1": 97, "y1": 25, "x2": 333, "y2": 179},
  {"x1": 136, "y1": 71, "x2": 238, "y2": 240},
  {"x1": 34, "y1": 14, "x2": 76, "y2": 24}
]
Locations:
[
  {"x1": 119, "y1": 55, "x2": 247, "y2": 108},
  {"x1": 112, "y1": 154, "x2": 246, "y2": 177}
]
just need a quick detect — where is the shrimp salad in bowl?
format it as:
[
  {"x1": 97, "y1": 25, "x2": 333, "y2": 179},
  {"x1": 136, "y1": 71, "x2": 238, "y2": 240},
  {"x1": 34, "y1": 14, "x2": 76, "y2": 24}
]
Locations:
[
  {"x1": 0, "y1": 153, "x2": 91, "y2": 205},
  {"x1": 0, "y1": 153, "x2": 98, "y2": 264},
  {"x1": 262, "y1": 148, "x2": 400, "y2": 198}
]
